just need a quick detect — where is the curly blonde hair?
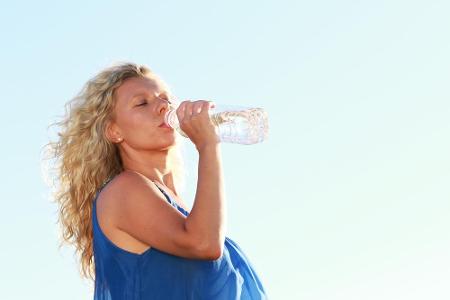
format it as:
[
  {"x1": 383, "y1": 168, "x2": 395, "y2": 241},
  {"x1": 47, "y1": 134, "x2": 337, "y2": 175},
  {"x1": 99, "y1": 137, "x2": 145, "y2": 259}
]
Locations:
[{"x1": 41, "y1": 61, "x2": 187, "y2": 281}]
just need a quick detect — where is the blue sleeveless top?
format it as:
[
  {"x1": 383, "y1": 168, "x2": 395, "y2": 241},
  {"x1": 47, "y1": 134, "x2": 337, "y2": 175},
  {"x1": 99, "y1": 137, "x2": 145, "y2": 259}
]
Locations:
[{"x1": 92, "y1": 177, "x2": 268, "y2": 299}]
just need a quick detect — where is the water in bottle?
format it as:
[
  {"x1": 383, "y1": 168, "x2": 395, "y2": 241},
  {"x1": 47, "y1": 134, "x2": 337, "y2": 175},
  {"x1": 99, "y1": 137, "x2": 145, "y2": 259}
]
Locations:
[{"x1": 164, "y1": 102, "x2": 269, "y2": 145}]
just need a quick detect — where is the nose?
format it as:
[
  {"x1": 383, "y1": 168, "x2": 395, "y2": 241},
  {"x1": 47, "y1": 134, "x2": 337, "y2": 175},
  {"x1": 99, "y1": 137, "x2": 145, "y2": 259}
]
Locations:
[{"x1": 157, "y1": 98, "x2": 172, "y2": 115}]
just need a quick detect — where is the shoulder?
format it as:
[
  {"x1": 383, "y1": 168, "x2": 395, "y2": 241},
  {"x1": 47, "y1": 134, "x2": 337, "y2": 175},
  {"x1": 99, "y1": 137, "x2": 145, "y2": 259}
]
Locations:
[
  {"x1": 96, "y1": 171, "x2": 157, "y2": 215},
  {"x1": 102, "y1": 170, "x2": 154, "y2": 196}
]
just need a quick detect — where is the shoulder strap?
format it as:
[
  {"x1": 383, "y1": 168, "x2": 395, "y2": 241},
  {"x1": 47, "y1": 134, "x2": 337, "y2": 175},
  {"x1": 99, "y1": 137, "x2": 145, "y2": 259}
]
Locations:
[{"x1": 152, "y1": 182, "x2": 176, "y2": 206}]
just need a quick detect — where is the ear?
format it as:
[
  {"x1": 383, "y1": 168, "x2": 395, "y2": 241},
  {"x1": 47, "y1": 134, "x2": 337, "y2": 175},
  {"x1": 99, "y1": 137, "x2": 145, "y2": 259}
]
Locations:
[{"x1": 105, "y1": 120, "x2": 122, "y2": 143}]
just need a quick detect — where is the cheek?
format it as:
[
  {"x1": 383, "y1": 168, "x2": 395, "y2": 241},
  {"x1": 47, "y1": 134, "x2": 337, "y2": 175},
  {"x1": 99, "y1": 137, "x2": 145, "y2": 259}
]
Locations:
[
  {"x1": 120, "y1": 111, "x2": 175, "y2": 146},
  {"x1": 127, "y1": 117, "x2": 173, "y2": 143},
  {"x1": 125, "y1": 112, "x2": 154, "y2": 130}
]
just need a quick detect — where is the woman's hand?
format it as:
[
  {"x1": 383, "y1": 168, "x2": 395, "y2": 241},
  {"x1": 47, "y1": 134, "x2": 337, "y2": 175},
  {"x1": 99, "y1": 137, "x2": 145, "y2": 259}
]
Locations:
[{"x1": 176, "y1": 100, "x2": 220, "y2": 151}]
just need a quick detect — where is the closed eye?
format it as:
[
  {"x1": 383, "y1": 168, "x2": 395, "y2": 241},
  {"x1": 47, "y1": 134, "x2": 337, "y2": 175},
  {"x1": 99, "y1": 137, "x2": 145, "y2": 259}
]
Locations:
[{"x1": 135, "y1": 94, "x2": 171, "y2": 107}]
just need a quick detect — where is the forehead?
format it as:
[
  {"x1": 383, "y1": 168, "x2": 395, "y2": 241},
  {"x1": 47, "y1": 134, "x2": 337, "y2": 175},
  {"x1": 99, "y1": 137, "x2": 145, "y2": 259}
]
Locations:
[{"x1": 114, "y1": 76, "x2": 166, "y2": 104}]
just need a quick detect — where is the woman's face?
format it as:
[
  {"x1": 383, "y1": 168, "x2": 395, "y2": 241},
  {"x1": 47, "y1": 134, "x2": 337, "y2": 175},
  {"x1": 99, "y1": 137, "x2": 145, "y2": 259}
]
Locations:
[{"x1": 107, "y1": 76, "x2": 176, "y2": 151}]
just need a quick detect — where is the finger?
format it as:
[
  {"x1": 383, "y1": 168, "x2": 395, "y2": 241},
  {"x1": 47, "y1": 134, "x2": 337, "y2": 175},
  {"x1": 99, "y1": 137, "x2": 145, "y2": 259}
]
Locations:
[
  {"x1": 201, "y1": 101, "x2": 214, "y2": 114},
  {"x1": 192, "y1": 101, "x2": 204, "y2": 114},
  {"x1": 183, "y1": 100, "x2": 193, "y2": 120}
]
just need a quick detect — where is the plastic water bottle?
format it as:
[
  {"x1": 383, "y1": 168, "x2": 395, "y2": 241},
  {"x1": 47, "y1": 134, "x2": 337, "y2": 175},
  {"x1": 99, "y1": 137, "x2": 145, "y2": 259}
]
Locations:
[{"x1": 164, "y1": 102, "x2": 269, "y2": 145}]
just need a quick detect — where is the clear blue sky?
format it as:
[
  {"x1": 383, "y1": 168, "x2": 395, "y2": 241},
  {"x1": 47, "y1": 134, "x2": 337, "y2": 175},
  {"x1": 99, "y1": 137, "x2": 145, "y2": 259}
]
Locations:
[{"x1": 1, "y1": 1, "x2": 449, "y2": 299}]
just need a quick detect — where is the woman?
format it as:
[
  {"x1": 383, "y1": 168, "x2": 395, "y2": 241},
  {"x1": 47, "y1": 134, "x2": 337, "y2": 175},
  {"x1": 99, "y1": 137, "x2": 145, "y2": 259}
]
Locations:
[{"x1": 45, "y1": 62, "x2": 268, "y2": 299}]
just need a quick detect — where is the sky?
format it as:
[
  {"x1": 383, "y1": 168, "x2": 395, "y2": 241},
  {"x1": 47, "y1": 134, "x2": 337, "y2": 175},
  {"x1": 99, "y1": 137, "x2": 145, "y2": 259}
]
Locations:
[{"x1": 1, "y1": 0, "x2": 449, "y2": 299}]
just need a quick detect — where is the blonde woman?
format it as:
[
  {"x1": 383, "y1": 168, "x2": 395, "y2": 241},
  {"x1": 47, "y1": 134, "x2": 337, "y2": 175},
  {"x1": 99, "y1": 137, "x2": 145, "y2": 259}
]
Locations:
[{"x1": 44, "y1": 62, "x2": 267, "y2": 299}]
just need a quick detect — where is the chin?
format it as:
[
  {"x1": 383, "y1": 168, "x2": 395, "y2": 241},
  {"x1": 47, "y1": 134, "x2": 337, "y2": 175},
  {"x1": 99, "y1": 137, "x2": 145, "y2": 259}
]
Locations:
[{"x1": 160, "y1": 138, "x2": 178, "y2": 149}]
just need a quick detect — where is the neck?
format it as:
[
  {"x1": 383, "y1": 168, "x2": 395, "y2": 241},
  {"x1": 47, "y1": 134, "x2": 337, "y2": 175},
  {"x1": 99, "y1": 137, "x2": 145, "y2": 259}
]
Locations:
[{"x1": 120, "y1": 147, "x2": 178, "y2": 196}]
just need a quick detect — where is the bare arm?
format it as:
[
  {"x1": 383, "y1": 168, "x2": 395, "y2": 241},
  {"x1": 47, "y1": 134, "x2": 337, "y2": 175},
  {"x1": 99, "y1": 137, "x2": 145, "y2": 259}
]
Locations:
[
  {"x1": 110, "y1": 169, "x2": 224, "y2": 260},
  {"x1": 184, "y1": 144, "x2": 227, "y2": 257}
]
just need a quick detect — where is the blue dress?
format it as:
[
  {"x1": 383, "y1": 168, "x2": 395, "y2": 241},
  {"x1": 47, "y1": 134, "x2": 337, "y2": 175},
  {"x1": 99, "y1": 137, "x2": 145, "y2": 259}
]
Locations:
[{"x1": 92, "y1": 177, "x2": 268, "y2": 299}]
